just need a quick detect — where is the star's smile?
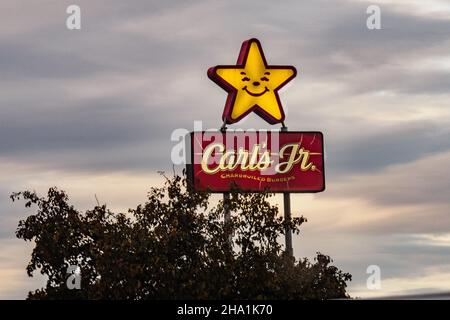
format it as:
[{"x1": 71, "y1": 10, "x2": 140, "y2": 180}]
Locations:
[{"x1": 243, "y1": 86, "x2": 269, "y2": 97}]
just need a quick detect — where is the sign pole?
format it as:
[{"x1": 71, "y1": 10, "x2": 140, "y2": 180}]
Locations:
[
  {"x1": 223, "y1": 192, "x2": 231, "y2": 237},
  {"x1": 221, "y1": 123, "x2": 232, "y2": 244},
  {"x1": 283, "y1": 192, "x2": 293, "y2": 256},
  {"x1": 281, "y1": 124, "x2": 293, "y2": 257}
]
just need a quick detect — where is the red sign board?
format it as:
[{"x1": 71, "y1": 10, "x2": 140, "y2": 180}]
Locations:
[{"x1": 187, "y1": 131, "x2": 325, "y2": 193}]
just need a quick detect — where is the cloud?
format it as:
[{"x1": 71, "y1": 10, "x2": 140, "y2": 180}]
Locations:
[
  {"x1": 1, "y1": 0, "x2": 450, "y2": 298},
  {"x1": 331, "y1": 150, "x2": 450, "y2": 207},
  {"x1": 327, "y1": 121, "x2": 450, "y2": 174},
  {"x1": 0, "y1": 240, "x2": 47, "y2": 299},
  {"x1": 351, "y1": 264, "x2": 450, "y2": 298}
]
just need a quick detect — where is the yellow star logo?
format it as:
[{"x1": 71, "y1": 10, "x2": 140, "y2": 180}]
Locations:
[{"x1": 208, "y1": 38, "x2": 297, "y2": 125}]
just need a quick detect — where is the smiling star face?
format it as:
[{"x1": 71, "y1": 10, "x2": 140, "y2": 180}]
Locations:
[
  {"x1": 208, "y1": 39, "x2": 297, "y2": 125},
  {"x1": 240, "y1": 70, "x2": 270, "y2": 97}
]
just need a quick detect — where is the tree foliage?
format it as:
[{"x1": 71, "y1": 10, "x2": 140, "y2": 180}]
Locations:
[{"x1": 11, "y1": 173, "x2": 351, "y2": 300}]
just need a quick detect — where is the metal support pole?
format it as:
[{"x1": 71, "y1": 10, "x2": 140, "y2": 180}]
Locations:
[
  {"x1": 283, "y1": 192, "x2": 293, "y2": 256},
  {"x1": 223, "y1": 193, "x2": 232, "y2": 245},
  {"x1": 221, "y1": 124, "x2": 232, "y2": 244},
  {"x1": 223, "y1": 192, "x2": 231, "y2": 223},
  {"x1": 281, "y1": 125, "x2": 293, "y2": 256}
]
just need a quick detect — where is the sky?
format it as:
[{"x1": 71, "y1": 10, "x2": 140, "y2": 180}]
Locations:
[{"x1": 1, "y1": 0, "x2": 450, "y2": 299}]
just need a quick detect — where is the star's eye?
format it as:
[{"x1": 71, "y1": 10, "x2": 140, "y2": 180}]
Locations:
[
  {"x1": 241, "y1": 77, "x2": 250, "y2": 81},
  {"x1": 260, "y1": 76, "x2": 269, "y2": 81}
]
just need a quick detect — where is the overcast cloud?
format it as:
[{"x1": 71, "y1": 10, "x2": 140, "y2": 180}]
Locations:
[{"x1": 1, "y1": 0, "x2": 450, "y2": 298}]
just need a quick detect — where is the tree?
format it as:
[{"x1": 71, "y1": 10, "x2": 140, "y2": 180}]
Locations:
[{"x1": 11, "y1": 172, "x2": 351, "y2": 300}]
